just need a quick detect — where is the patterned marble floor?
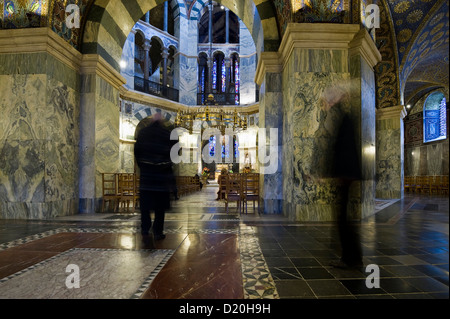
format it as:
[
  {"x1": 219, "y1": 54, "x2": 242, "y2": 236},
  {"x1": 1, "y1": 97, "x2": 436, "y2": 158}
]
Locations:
[{"x1": 0, "y1": 185, "x2": 448, "y2": 303}]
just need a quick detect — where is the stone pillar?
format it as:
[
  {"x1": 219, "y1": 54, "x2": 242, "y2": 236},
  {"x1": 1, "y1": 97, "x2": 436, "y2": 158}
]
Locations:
[
  {"x1": 120, "y1": 29, "x2": 135, "y2": 90},
  {"x1": 376, "y1": 105, "x2": 407, "y2": 199},
  {"x1": 79, "y1": 55, "x2": 125, "y2": 213},
  {"x1": 143, "y1": 39, "x2": 151, "y2": 81},
  {"x1": 207, "y1": 56, "x2": 213, "y2": 94},
  {"x1": 163, "y1": 1, "x2": 169, "y2": 32},
  {"x1": 225, "y1": 8, "x2": 229, "y2": 44},
  {"x1": 161, "y1": 47, "x2": 169, "y2": 87},
  {"x1": 225, "y1": 57, "x2": 231, "y2": 95},
  {"x1": 174, "y1": 12, "x2": 198, "y2": 105},
  {"x1": 348, "y1": 29, "x2": 382, "y2": 219},
  {"x1": 255, "y1": 52, "x2": 283, "y2": 214},
  {"x1": 258, "y1": 23, "x2": 381, "y2": 222},
  {"x1": 208, "y1": 3, "x2": 213, "y2": 44}
]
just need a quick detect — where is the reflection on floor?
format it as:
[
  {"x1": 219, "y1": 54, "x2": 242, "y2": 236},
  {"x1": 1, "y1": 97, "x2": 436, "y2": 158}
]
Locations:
[{"x1": 0, "y1": 184, "x2": 448, "y2": 299}]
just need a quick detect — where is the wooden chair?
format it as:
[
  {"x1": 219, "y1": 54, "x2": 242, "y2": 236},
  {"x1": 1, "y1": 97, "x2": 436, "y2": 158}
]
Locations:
[
  {"x1": 242, "y1": 173, "x2": 259, "y2": 214},
  {"x1": 225, "y1": 173, "x2": 243, "y2": 214},
  {"x1": 415, "y1": 176, "x2": 424, "y2": 194},
  {"x1": 117, "y1": 173, "x2": 138, "y2": 212},
  {"x1": 217, "y1": 174, "x2": 228, "y2": 200},
  {"x1": 101, "y1": 173, "x2": 120, "y2": 212},
  {"x1": 421, "y1": 176, "x2": 431, "y2": 195},
  {"x1": 430, "y1": 176, "x2": 440, "y2": 195},
  {"x1": 440, "y1": 175, "x2": 449, "y2": 195},
  {"x1": 404, "y1": 176, "x2": 414, "y2": 194}
]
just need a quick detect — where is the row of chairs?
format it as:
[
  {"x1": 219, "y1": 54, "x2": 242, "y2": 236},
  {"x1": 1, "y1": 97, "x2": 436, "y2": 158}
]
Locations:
[
  {"x1": 101, "y1": 173, "x2": 203, "y2": 213},
  {"x1": 176, "y1": 176, "x2": 201, "y2": 197},
  {"x1": 404, "y1": 175, "x2": 449, "y2": 195},
  {"x1": 218, "y1": 173, "x2": 260, "y2": 214},
  {"x1": 101, "y1": 173, "x2": 139, "y2": 213}
]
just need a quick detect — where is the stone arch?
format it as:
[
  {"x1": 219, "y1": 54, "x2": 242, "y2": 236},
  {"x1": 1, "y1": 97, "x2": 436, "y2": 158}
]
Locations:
[
  {"x1": 81, "y1": 0, "x2": 187, "y2": 70},
  {"x1": 82, "y1": 0, "x2": 276, "y2": 71},
  {"x1": 190, "y1": 0, "x2": 278, "y2": 54}
]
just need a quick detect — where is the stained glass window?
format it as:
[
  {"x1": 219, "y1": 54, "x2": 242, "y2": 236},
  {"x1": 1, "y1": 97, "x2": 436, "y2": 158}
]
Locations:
[
  {"x1": 221, "y1": 59, "x2": 226, "y2": 93},
  {"x1": 424, "y1": 92, "x2": 447, "y2": 143},
  {"x1": 209, "y1": 136, "x2": 216, "y2": 156},
  {"x1": 212, "y1": 60, "x2": 217, "y2": 90},
  {"x1": 201, "y1": 68, "x2": 205, "y2": 93},
  {"x1": 234, "y1": 59, "x2": 239, "y2": 105},
  {"x1": 234, "y1": 136, "x2": 239, "y2": 158},
  {"x1": 440, "y1": 98, "x2": 447, "y2": 138}
]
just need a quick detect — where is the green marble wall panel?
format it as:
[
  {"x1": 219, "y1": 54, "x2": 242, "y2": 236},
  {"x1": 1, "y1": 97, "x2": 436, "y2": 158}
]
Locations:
[
  {"x1": 405, "y1": 140, "x2": 449, "y2": 176},
  {"x1": 281, "y1": 46, "x2": 376, "y2": 222},
  {"x1": 0, "y1": 53, "x2": 80, "y2": 219},
  {"x1": 376, "y1": 116, "x2": 404, "y2": 199}
]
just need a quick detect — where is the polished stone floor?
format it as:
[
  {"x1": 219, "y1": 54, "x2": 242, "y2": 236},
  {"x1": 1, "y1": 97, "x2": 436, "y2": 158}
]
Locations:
[{"x1": 0, "y1": 184, "x2": 448, "y2": 300}]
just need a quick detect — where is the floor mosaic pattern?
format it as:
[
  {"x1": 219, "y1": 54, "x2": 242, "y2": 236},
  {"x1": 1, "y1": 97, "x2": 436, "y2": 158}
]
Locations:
[{"x1": 0, "y1": 186, "x2": 448, "y2": 300}]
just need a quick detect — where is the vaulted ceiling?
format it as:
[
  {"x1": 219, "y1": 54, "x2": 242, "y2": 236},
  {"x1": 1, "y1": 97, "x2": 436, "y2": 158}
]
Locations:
[{"x1": 386, "y1": 0, "x2": 449, "y2": 106}]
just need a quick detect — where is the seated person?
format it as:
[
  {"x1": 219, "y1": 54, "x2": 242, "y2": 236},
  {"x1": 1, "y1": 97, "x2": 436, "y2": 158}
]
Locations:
[{"x1": 216, "y1": 168, "x2": 229, "y2": 200}]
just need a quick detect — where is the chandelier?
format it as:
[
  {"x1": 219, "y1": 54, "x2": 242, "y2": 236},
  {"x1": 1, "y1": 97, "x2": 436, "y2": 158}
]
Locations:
[{"x1": 174, "y1": 94, "x2": 247, "y2": 134}]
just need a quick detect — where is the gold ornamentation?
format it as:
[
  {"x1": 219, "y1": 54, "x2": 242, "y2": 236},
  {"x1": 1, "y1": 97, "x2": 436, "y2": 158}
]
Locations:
[
  {"x1": 394, "y1": 1, "x2": 410, "y2": 14},
  {"x1": 429, "y1": 12, "x2": 444, "y2": 26},
  {"x1": 417, "y1": 31, "x2": 429, "y2": 43},
  {"x1": 406, "y1": 10, "x2": 423, "y2": 24},
  {"x1": 432, "y1": 31, "x2": 444, "y2": 43},
  {"x1": 397, "y1": 29, "x2": 412, "y2": 42},
  {"x1": 431, "y1": 22, "x2": 444, "y2": 35}
]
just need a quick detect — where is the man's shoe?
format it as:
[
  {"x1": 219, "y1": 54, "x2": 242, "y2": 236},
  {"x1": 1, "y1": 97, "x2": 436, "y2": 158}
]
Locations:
[
  {"x1": 330, "y1": 259, "x2": 351, "y2": 269},
  {"x1": 154, "y1": 233, "x2": 166, "y2": 240},
  {"x1": 141, "y1": 234, "x2": 154, "y2": 247}
]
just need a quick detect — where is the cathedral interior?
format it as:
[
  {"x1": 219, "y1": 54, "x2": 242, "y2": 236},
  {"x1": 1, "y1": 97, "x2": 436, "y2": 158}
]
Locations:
[{"x1": 0, "y1": 0, "x2": 448, "y2": 303}]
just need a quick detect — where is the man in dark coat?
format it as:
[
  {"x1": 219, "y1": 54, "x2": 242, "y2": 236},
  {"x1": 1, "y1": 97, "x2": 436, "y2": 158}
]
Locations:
[
  {"x1": 313, "y1": 84, "x2": 363, "y2": 269},
  {"x1": 134, "y1": 113, "x2": 175, "y2": 242},
  {"x1": 331, "y1": 112, "x2": 363, "y2": 268}
]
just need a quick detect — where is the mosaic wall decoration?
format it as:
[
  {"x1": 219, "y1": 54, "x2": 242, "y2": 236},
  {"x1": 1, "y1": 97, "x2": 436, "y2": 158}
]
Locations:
[
  {"x1": 293, "y1": 0, "x2": 346, "y2": 23},
  {"x1": 374, "y1": 0, "x2": 401, "y2": 108},
  {"x1": 272, "y1": 0, "x2": 293, "y2": 38},
  {"x1": 49, "y1": 0, "x2": 92, "y2": 50},
  {"x1": 1, "y1": 0, "x2": 48, "y2": 28},
  {"x1": 404, "y1": 112, "x2": 424, "y2": 146}
]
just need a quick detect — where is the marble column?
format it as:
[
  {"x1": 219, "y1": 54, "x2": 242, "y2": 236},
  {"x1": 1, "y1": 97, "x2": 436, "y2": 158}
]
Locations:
[
  {"x1": 257, "y1": 24, "x2": 381, "y2": 222},
  {"x1": 120, "y1": 30, "x2": 135, "y2": 90},
  {"x1": 348, "y1": 29, "x2": 381, "y2": 219},
  {"x1": 163, "y1": 1, "x2": 169, "y2": 32},
  {"x1": 225, "y1": 8, "x2": 230, "y2": 44},
  {"x1": 161, "y1": 47, "x2": 169, "y2": 88},
  {"x1": 225, "y1": 57, "x2": 231, "y2": 96},
  {"x1": 175, "y1": 14, "x2": 198, "y2": 105},
  {"x1": 255, "y1": 53, "x2": 283, "y2": 214},
  {"x1": 79, "y1": 55, "x2": 126, "y2": 213},
  {"x1": 375, "y1": 105, "x2": 407, "y2": 199},
  {"x1": 143, "y1": 40, "x2": 151, "y2": 81}
]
